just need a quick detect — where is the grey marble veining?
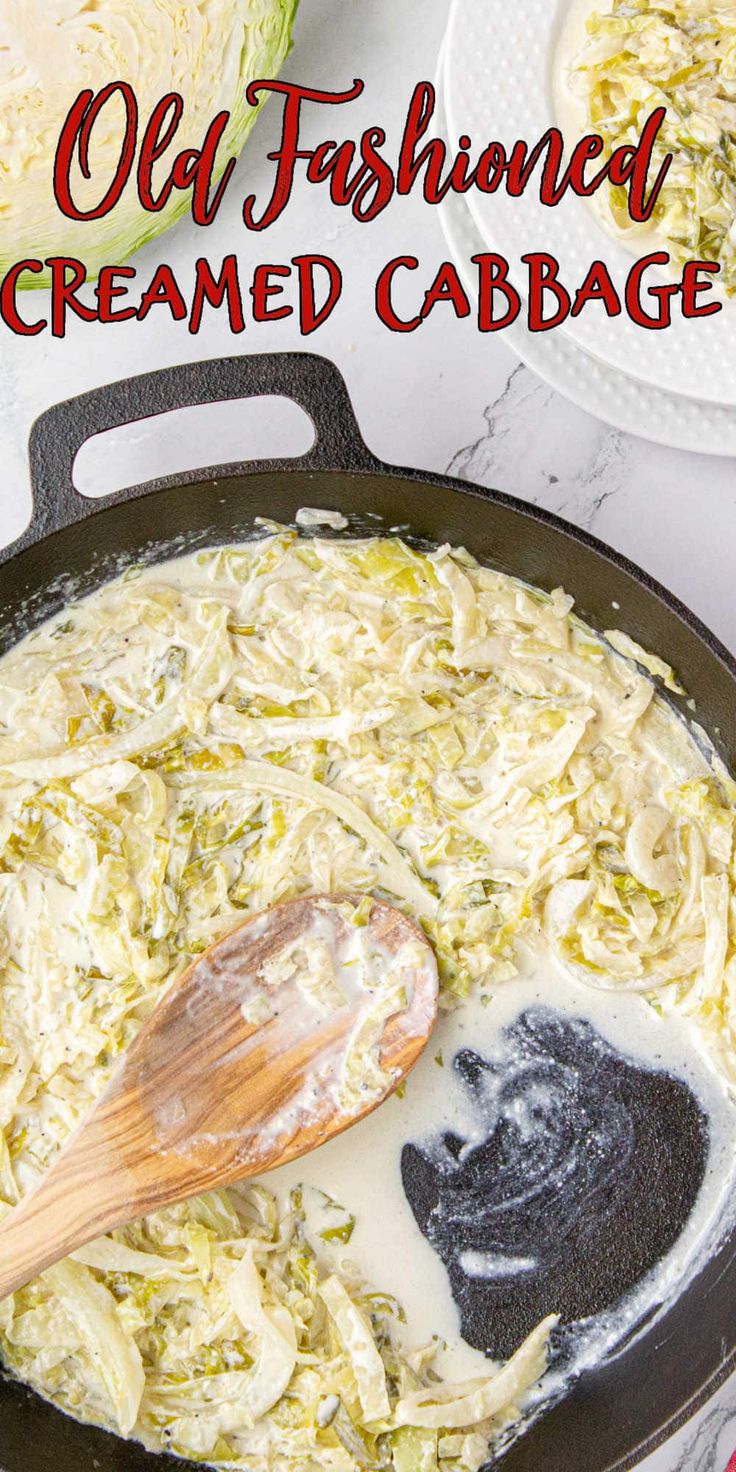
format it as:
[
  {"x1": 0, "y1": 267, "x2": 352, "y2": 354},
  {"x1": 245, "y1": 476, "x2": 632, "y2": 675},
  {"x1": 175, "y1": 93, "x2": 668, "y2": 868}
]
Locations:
[{"x1": 447, "y1": 362, "x2": 630, "y2": 530}]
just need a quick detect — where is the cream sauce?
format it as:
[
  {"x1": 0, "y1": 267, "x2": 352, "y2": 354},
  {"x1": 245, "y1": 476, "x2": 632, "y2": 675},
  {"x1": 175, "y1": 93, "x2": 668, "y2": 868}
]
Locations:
[
  {"x1": 2, "y1": 524, "x2": 735, "y2": 1461},
  {"x1": 271, "y1": 934, "x2": 736, "y2": 1385},
  {"x1": 101, "y1": 538, "x2": 736, "y2": 1386}
]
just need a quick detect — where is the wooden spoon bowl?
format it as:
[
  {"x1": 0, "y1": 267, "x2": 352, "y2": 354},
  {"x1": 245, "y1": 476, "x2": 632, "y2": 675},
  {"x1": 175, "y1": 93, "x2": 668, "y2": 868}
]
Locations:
[{"x1": 0, "y1": 895, "x2": 438, "y2": 1300}]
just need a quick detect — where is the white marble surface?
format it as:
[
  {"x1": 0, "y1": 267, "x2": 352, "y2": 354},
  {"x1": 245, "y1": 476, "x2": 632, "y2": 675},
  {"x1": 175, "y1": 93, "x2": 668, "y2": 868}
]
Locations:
[{"x1": 0, "y1": 2, "x2": 735, "y2": 1469}]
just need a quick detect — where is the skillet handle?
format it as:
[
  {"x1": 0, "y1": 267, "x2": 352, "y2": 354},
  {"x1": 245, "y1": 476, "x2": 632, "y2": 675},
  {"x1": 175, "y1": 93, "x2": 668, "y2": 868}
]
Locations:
[{"x1": 4, "y1": 353, "x2": 381, "y2": 562}]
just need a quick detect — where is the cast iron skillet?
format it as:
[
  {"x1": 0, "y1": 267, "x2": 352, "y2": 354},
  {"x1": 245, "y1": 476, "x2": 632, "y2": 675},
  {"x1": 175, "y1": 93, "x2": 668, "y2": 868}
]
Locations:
[{"x1": 0, "y1": 352, "x2": 734, "y2": 1472}]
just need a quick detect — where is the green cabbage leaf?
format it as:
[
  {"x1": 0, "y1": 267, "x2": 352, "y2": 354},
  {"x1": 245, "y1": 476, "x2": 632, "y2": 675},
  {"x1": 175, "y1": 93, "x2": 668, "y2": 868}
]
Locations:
[{"x1": 0, "y1": 0, "x2": 299, "y2": 286}]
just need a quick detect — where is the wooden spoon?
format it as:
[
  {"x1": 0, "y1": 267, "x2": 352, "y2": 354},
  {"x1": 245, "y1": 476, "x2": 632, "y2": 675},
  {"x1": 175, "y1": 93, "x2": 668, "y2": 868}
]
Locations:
[{"x1": 0, "y1": 895, "x2": 438, "y2": 1300}]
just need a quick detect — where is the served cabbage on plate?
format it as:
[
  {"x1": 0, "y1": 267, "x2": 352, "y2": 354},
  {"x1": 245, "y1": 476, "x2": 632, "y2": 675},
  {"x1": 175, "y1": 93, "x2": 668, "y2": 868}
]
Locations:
[
  {"x1": 570, "y1": 0, "x2": 736, "y2": 293},
  {"x1": 0, "y1": 528, "x2": 733, "y2": 1469}
]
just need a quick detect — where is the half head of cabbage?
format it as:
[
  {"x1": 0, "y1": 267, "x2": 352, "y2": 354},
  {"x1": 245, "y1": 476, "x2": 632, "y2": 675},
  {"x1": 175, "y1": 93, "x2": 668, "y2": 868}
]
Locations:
[{"x1": 0, "y1": 0, "x2": 299, "y2": 287}]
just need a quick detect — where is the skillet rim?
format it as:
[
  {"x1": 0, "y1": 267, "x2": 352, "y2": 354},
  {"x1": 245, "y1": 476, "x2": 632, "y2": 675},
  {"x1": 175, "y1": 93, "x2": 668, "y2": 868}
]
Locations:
[{"x1": 0, "y1": 351, "x2": 734, "y2": 1472}]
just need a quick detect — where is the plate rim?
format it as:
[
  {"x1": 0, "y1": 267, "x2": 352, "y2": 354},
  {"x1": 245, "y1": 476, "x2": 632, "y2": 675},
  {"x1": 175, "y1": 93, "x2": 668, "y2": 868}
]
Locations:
[
  {"x1": 435, "y1": 42, "x2": 736, "y2": 455},
  {"x1": 444, "y1": 0, "x2": 736, "y2": 408}
]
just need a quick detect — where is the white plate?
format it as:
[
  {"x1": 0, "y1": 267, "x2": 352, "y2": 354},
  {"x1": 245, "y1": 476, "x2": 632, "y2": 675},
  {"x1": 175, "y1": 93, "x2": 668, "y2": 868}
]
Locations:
[
  {"x1": 435, "y1": 43, "x2": 736, "y2": 454},
  {"x1": 445, "y1": 0, "x2": 736, "y2": 406}
]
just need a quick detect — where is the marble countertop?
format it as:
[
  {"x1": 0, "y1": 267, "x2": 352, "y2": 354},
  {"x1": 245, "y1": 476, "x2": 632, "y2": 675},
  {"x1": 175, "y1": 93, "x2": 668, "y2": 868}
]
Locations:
[{"x1": 0, "y1": 2, "x2": 734, "y2": 1469}]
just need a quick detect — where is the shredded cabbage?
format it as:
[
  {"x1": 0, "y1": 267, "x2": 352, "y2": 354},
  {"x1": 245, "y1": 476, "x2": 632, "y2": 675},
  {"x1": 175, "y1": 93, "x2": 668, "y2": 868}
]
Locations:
[
  {"x1": 41, "y1": 1259, "x2": 145, "y2": 1435},
  {"x1": 571, "y1": 0, "x2": 736, "y2": 292},
  {"x1": 319, "y1": 1275, "x2": 391, "y2": 1423},
  {"x1": 0, "y1": 527, "x2": 733, "y2": 1469},
  {"x1": 394, "y1": 1316, "x2": 557, "y2": 1429},
  {"x1": 227, "y1": 1249, "x2": 298, "y2": 1423}
]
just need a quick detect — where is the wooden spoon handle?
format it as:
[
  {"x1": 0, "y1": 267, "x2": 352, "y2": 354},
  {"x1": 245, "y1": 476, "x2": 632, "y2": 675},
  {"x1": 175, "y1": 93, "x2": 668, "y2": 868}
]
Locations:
[
  {"x1": 0, "y1": 1013, "x2": 338, "y2": 1300},
  {"x1": 0, "y1": 1079, "x2": 167, "y2": 1299},
  {"x1": 0, "y1": 1159, "x2": 115, "y2": 1299},
  {"x1": 0, "y1": 896, "x2": 438, "y2": 1301}
]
